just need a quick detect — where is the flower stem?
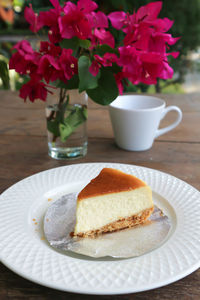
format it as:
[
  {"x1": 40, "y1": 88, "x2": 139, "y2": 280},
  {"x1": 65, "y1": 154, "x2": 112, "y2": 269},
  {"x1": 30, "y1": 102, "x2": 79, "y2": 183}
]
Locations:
[
  {"x1": 46, "y1": 110, "x2": 55, "y2": 121},
  {"x1": 52, "y1": 88, "x2": 68, "y2": 142},
  {"x1": 59, "y1": 88, "x2": 67, "y2": 106}
]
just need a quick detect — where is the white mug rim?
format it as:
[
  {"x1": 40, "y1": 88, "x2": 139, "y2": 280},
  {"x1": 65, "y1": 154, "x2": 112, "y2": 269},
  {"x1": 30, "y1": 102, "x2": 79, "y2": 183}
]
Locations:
[{"x1": 109, "y1": 95, "x2": 166, "y2": 112}]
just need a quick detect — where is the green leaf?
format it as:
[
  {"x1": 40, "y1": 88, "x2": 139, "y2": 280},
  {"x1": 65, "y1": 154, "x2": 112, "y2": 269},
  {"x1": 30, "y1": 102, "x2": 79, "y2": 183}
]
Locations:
[
  {"x1": 79, "y1": 39, "x2": 91, "y2": 49},
  {"x1": 47, "y1": 101, "x2": 87, "y2": 142},
  {"x1": 104, "y1": 63, "x2": 122, "y2": 74},
  {"x1": 59, "y1": 122, "x2": 73, "y2": 142},
  {"x1": 60, "y1": 37, "x2": 91, "y2": 53},
  {"x1": 47, "y1": 119, "x2": 60, "y2": 137},
  {"x1": 60, "y1": 37, "x2": 79, "y2": 53},
  {"x1": 59, "y1": 105, "x2": 87, "y2": 142},
  {"x1": 82, "y1": 106, "x2": 88, "y2": 119},
  {"x1": 57, "y1": 75, "x2": 79, "y2": 90},
  {"x1": 78, "y1": 56, "x2": 99, "y2": 92},
  {"x1": 65, "y1": 75, "x2": 79, "y2": 89},
  {"x1": 46, "y1": 98, "x2": 69, "y2": 137},
  {"x1": 64, "y1": 106, "x2": 87, "y2": 127},
  {"x1": 86, "y1": 69, "x2": 118, "y2": 105},
  {"x1": 0, "y1": 60, "x2": 9, "y2": 89},
  {"x1": 95, "y1": 45, "x2": 119, "y2": 56}
]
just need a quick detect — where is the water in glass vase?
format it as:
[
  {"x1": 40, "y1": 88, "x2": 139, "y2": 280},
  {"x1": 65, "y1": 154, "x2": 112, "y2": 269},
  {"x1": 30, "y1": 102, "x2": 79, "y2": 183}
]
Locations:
[{"x1": 46, "y1": 101, "x2": 88, "y2": 160}]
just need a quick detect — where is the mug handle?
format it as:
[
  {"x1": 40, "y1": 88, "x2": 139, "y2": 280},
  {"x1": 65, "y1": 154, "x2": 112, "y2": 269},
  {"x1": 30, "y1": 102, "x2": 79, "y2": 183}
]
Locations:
[{"x1": 155, "y1": 106, "x2": 182, "y2": 138}]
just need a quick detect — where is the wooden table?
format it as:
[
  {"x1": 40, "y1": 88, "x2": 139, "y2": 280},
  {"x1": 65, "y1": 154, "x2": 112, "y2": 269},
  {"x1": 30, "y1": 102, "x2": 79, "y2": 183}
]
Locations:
[{"x1": 0, "y1": 90, "x2": 200, "y2": 299}]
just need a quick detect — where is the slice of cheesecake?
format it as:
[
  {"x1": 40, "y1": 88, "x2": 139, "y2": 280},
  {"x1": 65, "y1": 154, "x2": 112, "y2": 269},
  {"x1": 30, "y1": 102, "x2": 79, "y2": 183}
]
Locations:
[{"x1": 74, "y1": 168, "x2": 153, "y2": 238}]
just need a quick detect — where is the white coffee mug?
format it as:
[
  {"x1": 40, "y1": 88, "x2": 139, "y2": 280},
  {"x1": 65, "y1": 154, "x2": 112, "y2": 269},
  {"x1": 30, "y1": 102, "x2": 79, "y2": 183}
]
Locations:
[{"x1": 109, "y1": 95, "x2": 182, "y2": 151}]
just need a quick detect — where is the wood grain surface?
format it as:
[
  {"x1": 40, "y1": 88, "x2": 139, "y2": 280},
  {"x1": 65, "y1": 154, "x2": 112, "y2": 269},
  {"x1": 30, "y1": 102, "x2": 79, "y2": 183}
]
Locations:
[{"x1": 0, "y1": 91, "x2": 199, "y2": 299}]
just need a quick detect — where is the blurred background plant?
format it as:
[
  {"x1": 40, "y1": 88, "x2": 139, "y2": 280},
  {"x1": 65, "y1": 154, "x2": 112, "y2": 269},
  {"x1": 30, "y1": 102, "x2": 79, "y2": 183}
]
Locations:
[
  {"x1": 1, "y1": 0, "x2": 200, "y2": 94},
  {"x1": 0, "y1": 41, "x2": 10, "y2": 89}
]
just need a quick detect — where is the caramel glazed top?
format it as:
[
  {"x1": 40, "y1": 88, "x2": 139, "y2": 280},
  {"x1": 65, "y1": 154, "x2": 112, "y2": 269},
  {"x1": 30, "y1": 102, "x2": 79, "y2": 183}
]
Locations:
[{"x1": 78, "y1": 168, "x2": 146, "y2": 201}]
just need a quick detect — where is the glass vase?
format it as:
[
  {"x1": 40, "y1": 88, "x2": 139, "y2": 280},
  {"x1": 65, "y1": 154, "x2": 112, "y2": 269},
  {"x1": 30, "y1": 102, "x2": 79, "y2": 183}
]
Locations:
[{"x1": 46, "y1": 89, "x2": 88, "y2": 160}]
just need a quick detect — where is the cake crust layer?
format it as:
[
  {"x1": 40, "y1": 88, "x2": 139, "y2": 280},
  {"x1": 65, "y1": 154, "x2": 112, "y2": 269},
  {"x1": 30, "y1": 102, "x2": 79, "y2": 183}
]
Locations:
[{"x1": 73, "y1": 207, "x2": 154, "y2": 238}]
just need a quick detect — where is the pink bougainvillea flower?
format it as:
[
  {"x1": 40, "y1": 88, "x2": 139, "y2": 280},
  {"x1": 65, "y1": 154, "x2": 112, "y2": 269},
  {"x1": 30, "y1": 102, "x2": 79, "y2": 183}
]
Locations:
[
  {"x1": 59, "y1": 2, "x2": 91, "y2": 40},
  {"x1": 168, "y1": 52, "x2": 179, "y2": 59},
  {"x1": 108, "y1": 2, "x2": 162, "y2": 32},
  {"x1": 39, "y1": 9, "x2": 59, "y2": 28},
  {"x1": 140, "y1": 52, "x2": 164, "y2": 64},
  {"x1": 162, "y1": 34, "x2": 180, "y2": 46},
  {"x1": 141, "y1": 54, "x2": 175, "y2": 82},
  {"x1": 89, "y1": 60, "x2": 100, "y2": 76},
  {"x1": 39, "y1": 8, "x2": 62, "y2": 43},
  {"x1": 9, "y1": 41, "x2": 40, "y2": 76},
  {"x1": 149, "y1": 32, "x2": 180, "y2": 54},
  {"x1": 59, "y1": 0, "x2": 104, "y2": 40},
  {"x1": 38, "y1": 0, "x2": 63, "y2": 43},
  {"x1": 118, "y1": 46, "x2": 141, "y2": 75},
  {"x1": 49, "y1": 0, "x2": 61, "y2": 9},
  {"x1": 24, "y1": 5, "x2": 43, "y2": 33},
  {"x1": 38, "y1": 55, "x2": 61, "y2": 83},
  {"x1": 117, "y1": 45, "x2": 175, "y2": 85},
  {"x1": 114, "y1": 72, "x2": 127, "y2": 94},
  {"x1": 10, "y1": 0, "x2": 179, "y2": 104},
  {"x1": 89, "y1": 53, "x2": 118, "y2": 76},
  {"x1": 59, "y1": 49, "x2": 78, "y2": 81},
  {"x1": 87, "y1": 11, "x2": 108, "y2": 28},
  {"x1": 124, "y1": 23, "x2": 153, "y2": 50},
  {"x1": 38, "y1": 10, "x2": 55, "y2": 28},
  {"x1": 12, "y1": 40, "x2": 40, "y2": 64},
  {"x1": 48, "y1": 26, "x2": 62, "y2": 44},
  {"x1": 19, "y1": 77, "x2": 49, "y2": 102},
  {"x1": 39, "y1": 41, "x2": 62, "y2": 57},
  {"x1": 77, "y1": 0, "x2": 98, "y2": 13},
  {"x1": 109, "y1": 1, "x2": 178, "y2": 53},
  {"x1": 92, "y1": 28, "x2": 115, "y2": 48},
  {"x1": 109, "y1": 0, "x2": 179, "y2": 75},
  {"x1": 135, "y1": 1, "x2": 162, "y2": 23},
  {"x1": 108, "y1": 11, "x2": 127, "y2": 30},
  {"x1": 93, "y1": 53, "x2": 117, "y2": 66},
  {"x1": 159, "y1": 60, "x2": 174, "y2": 79},
  {"x1": 139, "y1": 52, "x2": 164, "y2": 84},
  {"x1": 88, "y1": 57, "x2": 101, "y2": 77},
  {"x1": 9, "y1": 52, "x2": 30, "y2": 74},
  {"x1": 138, "y1": 52, "x2": 175, "y2": 84},
  {"x1": 13, "y1": 40, "x2": 34, "y2": 56},
  {"x1": 123, "y1": 17, "x2": 173, "y2": 51},
  {"x1": 151, "y1": 18, "x2": 174, "y2": 33},
  {"x1": 101, "y1": 53, "x2": 118, "y2": 64}
]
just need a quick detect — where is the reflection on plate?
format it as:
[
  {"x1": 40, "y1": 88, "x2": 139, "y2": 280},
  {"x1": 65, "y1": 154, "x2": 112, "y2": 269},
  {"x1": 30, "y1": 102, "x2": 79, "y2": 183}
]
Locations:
[
  {"x1": 44, "y1": 194, "x2": 171, "y2": 258},
  {"x1": 0, "y1": 163, "x2": 200, "y2": 295}
]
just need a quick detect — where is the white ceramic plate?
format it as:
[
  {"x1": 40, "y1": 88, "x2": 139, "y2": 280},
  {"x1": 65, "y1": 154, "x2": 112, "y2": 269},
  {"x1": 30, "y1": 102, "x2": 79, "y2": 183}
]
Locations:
[{"x1": 0, "y1": 163, "x2": 200, "y2": 295}]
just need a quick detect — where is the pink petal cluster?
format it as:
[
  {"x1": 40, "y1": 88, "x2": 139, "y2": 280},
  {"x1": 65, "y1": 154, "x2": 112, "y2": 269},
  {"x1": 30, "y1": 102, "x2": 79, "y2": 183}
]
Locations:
[
  {"x1": 108, "y1": 1, "x2": 179, "y2": 91},
  {"x1": 19, "y1": 76, "x2": 49, "y2": 102},
  {"x1": 10, "y1": 0, "x2": 179, "y2": 102},
  {"x1": 9, "y1": 40, "x2": 78, "y2": 102},
  {"x1": 89, "y1": 53, "x2": 118, "y2": 76},
  {"x1": 9, "y1": 40, "x2": 40, "y2": 75},
  {"x1": 24, "y1": 0, "x2": 113, "y2": 46}
]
